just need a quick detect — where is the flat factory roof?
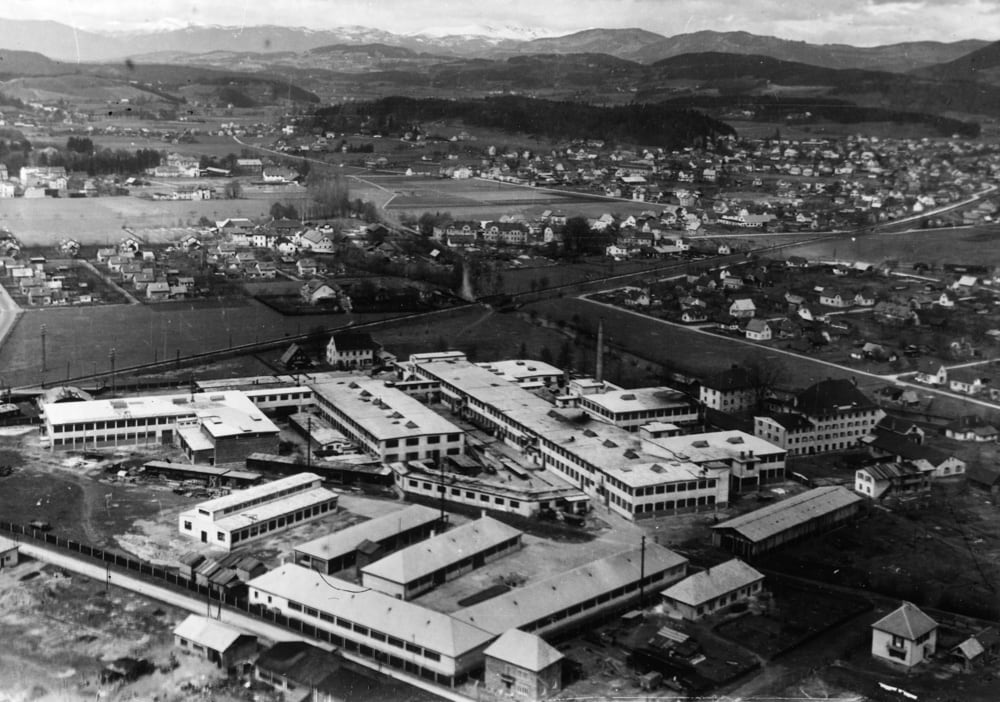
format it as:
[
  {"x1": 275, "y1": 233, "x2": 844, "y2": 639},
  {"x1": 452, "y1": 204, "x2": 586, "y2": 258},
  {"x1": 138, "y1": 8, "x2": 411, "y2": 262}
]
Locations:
[
  {"x1": 579, "y1": 387, "x2": 692, "y2": 414},
  {"x1": 209, "y1": 487, "x2": 338, "y2": 532},
  {"x1": 43, "y1": 390, "x2": 264, "y2": 426},
  {"x1": 310, "y1": 378, "x2": 463, "y2": 441},
  {"x1": 195, "y1": 472, "x2": 322, "y2": 515}
]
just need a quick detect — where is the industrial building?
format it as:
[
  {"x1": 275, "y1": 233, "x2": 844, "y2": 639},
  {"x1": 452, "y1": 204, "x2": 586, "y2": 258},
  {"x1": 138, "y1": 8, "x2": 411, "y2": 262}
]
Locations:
[
  {"x1": 659, "y1": 559, "x2": 765, "y2": 620},
  {"x1": 711, "y1": 486, "x2": 864, "y2": 557},
  {"x1": 453, "y1": 545, "x2": 688, "y2": 638},
  {"x1": 178, "y1": 472, "x2": 338, "y2": 551},
  {"x1": 246, "y1": 563, "x2": 495, "y2": 685},
  {"x1": 141, "y1": 461, "x2": 262, "y2": 487},
  {"x1": 574, "y1": 386, "x2": 698, "y2": 431},
  {"x1": 392, "y1": 461, "x2": 590, "y2": 518},
  {"x1": 360, "y1": 516, "x2": 523, "y2": 600},
  {"x1": 41, "y1": 390, "x2": 280, "y2": 464},
  {"x1": 476, "y1": 360, "x2": 564, "y2": 389},
  {"x1": 310, "y1": 377, "x2": 464, "y2": 462},
  {"x1": 294, "y1": 504, "x2": 442, "y2": 575}
]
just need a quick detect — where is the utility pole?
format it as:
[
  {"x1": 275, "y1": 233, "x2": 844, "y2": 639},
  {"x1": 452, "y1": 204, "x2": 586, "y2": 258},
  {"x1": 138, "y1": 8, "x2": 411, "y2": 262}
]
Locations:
[
  {"x1": 439, "y1": 456, "x2": 447, "y2": 525},
  {"x1": 40, "y1": 324, "x2": 47, "y2": 373},
  {"x1": 109, "y1": 347, "x2": 116, "y2": 396},
  {"x1": 639, "y1": 535, "x2": 646, "y2": 606},
  {"x1": 305, "y1": 415, "x2": 312, "y2": 469}
]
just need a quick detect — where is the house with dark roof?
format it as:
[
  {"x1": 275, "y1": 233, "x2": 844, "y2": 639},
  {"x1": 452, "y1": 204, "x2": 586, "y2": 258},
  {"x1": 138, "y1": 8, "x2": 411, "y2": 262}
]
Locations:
[
  {"x1": 699, "y1": 365, "x2": 756, "y2": 412},
  {"x1": 660, "y1": 559, "x2": 764, "y2": 620},
  {"x1": 483, "y1": 629, "x2": 564, "y2": 702},
  {"x1": 862, "y1": 430, "x2": 966, "y2": 479},
  {"x1": 871, "y1": 602, "x2": 938, "y2": 668},
  {"x1": 325, "y1": 332, "x2": 380, "y2": 369},
  {"x1": 755, "y1": 379, "x2": 884, "y2": 455},
  {"x1": 254, "y1": 640, "x2": 369, "y2": 702},
  {"x1": 279, "y1": 343, "x2": 311, "y2": 371},
  {"x1": 945, "y1": 415, "x2": 999, "y2": 442}
]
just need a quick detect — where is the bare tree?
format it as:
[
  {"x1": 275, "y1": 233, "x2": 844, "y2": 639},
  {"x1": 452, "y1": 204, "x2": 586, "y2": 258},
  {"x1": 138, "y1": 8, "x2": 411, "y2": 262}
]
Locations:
[{"x1": 743, "y1": 351, "x2": 788, "y2": 412}]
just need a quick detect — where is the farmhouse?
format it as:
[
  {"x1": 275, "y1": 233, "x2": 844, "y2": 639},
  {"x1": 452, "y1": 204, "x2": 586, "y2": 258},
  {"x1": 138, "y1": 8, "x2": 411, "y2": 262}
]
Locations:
[
  {"x1": 711, "y1": 486, "x2": 864, "y2": 557},
  {"x1": 483, "y1": 630, "x2": 564, "y2": 702},
  {"x1": 744, "y1": 319, "x2": 772, "y2": 341},
  {"x1": 325, "y1": 332, "x2": 381, "y2": 369},
  {"x1": 854, "y1": 461, "x2": 931, "y2": 500},
  {"x1": 728, "y1": 299, "x2": 756, "y2": 318},
  {"x1": 871, "y1": 602, "x2": 938, "y2": 668},
  {"x1": 294, "y1": 503, "x2": 442, "y2": 575},
  {"x1": 660, "y1": 559, "x2": 764, "y2": 620},
  {"x1": 178, "y1": 472, "x2": 338, "y2": 551},
  {"x1": 360, "y1": 516, "x2": 522, "y2": 600}
]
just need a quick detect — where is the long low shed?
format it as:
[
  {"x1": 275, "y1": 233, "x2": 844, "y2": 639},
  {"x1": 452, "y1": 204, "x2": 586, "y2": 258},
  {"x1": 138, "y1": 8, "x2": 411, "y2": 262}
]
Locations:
[
  {"x1": 294, "y1": 503, "x2": 443, "y2": 575},
  {"x1": 710, "y1": 485, "x2": 864, "y2": 557}
]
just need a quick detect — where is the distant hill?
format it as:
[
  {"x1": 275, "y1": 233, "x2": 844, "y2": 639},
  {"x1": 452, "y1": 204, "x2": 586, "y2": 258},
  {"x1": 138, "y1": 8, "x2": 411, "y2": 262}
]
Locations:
[
  {"x1": 0, "y1": 18, "x2": 988, "y2": 74},
  {"x1": 916, "y1": 40, "x2": 1000, "y2": 85},
  {"x1": 0, "y1": 49, "x2": 70, "y2": 77},
  {"x1": 629, "y1": 31, "x2": 988, "y2": 72}
]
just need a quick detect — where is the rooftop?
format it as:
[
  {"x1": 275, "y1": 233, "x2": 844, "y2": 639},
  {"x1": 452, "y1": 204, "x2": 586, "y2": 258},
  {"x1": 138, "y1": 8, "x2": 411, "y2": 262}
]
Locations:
[
  {"x1": 193, "y1": 472, "x2": 322, "y2": 516},
  {"x1": 172, "y1": 614, "x2": 253, "y2": 652},
  {"x1": 361, "y1": 516, "x2": 521, "y2": 585},
  {"x1": 712, "y1": 486, "x2": 863, "y2": 543},
  {"x1": 660, "y1": 559, "x2": 764, "y2": 607},
  {"x1": 453, "y1": 545, "x2": 687, "y2": 635},
  {"x1": 477, "y1": 359, "x2": 563, "y2": 383},
  {"x1": 310, "y1": 378, "x2": 463, "y2": 441},
  {"x1": 484, "y1": 629, "x2": 564, "y2": 672},
  {"x1": 247, "y1": 564, "x2": 495, "y2": 658},
  {"x1": 872, "y1": 602, "x2": 938, "y2": 639},
  {"x1": 294, "y1": 504, "x2": 441, "y2": 561},
  {"x1": 642, "y1": 430, "x2": 785, "y2": 465},
  {"x1": 796, "y1": 378, "x2": 876, "y2": 416},
  {"x1": 209, "y1": 487, "x2": 337, "y2": 532},
  {"x1": 578, "y1": 386, "x2": 692, "y2": 415},
  {"x1": 43, "y1": 390, "x2": 264, "y2": 426}
]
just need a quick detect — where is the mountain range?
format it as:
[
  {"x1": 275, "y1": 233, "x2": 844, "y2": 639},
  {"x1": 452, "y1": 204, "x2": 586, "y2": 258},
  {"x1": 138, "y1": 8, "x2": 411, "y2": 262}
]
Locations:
[{"x1": 0, "y1": 18, "x2": 990, "y2": 73}]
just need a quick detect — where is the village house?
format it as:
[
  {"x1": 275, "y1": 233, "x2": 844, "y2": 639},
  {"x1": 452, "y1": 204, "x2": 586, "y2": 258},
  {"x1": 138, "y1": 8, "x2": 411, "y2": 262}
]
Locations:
[
  {"x1": 729, "y1": 299, "x2": 756, "y2": 318},
  {"x1": 483, "y1": 629, "x2": 564, "y2": 702},
  {"x1": 173, "y1": 615, "x2": 257, "y2": 671},
  {"x1": 854, "y1": 461, "x2": 931, "y2": 501},
  {"x1": 871, "y1": 602, "x2": 938, "y2": 668},
  {"x1": 325, "y1": 332, "x2": 381, "y2": 369},
  {"x1": 744, "y1": 319, "x2": 772, "y2": 341},
  {"x1": 945, "y1": 415, "x2": 1000, "y2": 442}
]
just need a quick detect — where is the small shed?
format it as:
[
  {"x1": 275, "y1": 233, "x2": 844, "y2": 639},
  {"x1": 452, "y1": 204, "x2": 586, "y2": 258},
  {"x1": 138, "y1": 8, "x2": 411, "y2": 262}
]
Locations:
[
  {"x1": 0, "y1": 535, "x2": 19, "y2": 568},
  {"x1": 173, "y1": 614, "x2": 257, "y2": 670}
]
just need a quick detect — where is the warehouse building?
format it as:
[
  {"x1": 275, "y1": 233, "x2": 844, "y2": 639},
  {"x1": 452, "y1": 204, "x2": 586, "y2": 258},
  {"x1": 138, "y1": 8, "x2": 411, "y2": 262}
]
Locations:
[
  {"x1": 453, "y1": 545, "x2": 688, "y2": 638},
  {"x1": 246, "y1": 563, "x2": 495, "y2": 685},
  {"x1": 294, "y1": 504, "x2": 443, "y2": 575},
  {"x1": 711, "y1": 486, "x2": 864, "y2": 557},
  {"x1": 178, "y1": 472, "x2": 338, "y2": 551},
  {"x1": 360, "y1": 516, "x2": 523, "y2": 600},
  {"x1": 310, "y1": 378, "x2": 464, "y2": 462},
  {"x1": 41, "y1": 391, "x2": 279, "y2": 463},
  {"x1": 476, "y1": 360, "x2": 564, "y2": 389}
]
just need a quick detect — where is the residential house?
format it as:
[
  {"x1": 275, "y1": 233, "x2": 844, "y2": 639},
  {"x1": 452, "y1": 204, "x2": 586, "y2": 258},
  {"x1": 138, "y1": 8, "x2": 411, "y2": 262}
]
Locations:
[
  {"x1": 948, "y1": 369, "x2": 990, "y2": 395},
  {"x1": 254, "y1": 261, "x2": 277, "y2": 279},
  {"x1": 296, "y1": 258, "x2": 318, "y2": 277},
  {"x1": 300, "y1": 279, "x2": 343, "y2": 306},
  {"x1": 681, "y1": 310, "x2": 708, "y2": 324},
  {"x1": 819, "y1": 289, "x2": 851, "y2": 308},
  {"x1": 145, "y1": 281, "x2": 171, "y2": 301},
  {"x1": 254, "y1": 641, "x2": 369, "y2": 702},
  {"x1": 945, "y1": 415, "x2": 999, "y2": 442},
  {"x1": 871, "y1": 602, "x2": 938, "y2": 668},
  {"x1": 744, "y1": 319, "x2": 772, "y2": 341},
  {"x1": 298, "y1": 229, "x2": 336, "y2": 253},
  {"x1": 855, "y1": 289, "x2": 877, "y2": 307},
  {"x1": 326, "y1": 332, "x2": 380, "y2": 369},
  {"x1": 0, "y1": 535, "x2": 18, "y2": 568},
  {"x1": 660, "y1": 559, "x2": 764, "y2": 620},
  {"x1": 279, "y1": 343, "x2": 311, "y2": 371},
  {"x1": 483, "y1": 629, "x2": 563, "y2": 702},
  {"x1": 914, "y1": 363, "x2": 948, "y2": 386},
  {"x1": 699, "y1": 366, "x2": 756, "y2": 412},
  {"x1": 854, "y1": 461, "x2": 931, "y2": 500},
  {"x1": 729, "y1": 299, "x2": 756, "y2": 318}
]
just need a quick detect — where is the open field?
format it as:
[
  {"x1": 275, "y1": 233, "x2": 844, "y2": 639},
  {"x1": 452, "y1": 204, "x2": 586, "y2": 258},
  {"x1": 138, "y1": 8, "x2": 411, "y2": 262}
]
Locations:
[
  {"x1": 784, "y1": 224, "x2": 1000, "y2": 268},
  {"x1": 0, "y1": 299, "x2": 409, "y2": 387},
  {"x1": 0, "y1": 195, "x2": 273, "y2": 244}
]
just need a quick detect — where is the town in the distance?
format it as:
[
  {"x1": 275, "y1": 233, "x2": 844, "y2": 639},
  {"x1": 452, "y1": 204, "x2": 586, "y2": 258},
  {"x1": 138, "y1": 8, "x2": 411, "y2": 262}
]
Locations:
[{"x1": 3, "y1": 11, "x2": 1000, "y2": 702}]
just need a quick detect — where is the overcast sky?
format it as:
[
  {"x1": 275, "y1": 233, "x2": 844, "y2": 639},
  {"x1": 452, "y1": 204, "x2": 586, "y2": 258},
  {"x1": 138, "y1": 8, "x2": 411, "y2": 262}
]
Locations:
[{"x1": 4, "y1": 0, "x2": 998, "y2": 45}]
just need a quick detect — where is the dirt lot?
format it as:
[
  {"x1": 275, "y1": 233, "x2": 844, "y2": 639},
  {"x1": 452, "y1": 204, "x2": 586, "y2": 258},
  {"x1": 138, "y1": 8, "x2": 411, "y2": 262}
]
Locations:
[{"x1": 0, "y1": 559, "x2": 244, "y2": 702}]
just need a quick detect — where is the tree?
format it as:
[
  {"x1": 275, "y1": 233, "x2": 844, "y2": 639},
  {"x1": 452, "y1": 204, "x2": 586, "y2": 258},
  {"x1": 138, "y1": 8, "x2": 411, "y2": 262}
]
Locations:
[
  {"x1": 743, "y1": 352, "x2": 788, "y2": 412},
  {"x1": 557, "y1": 341, "x2": 572, "y2": 370},
  {"x1": 270, "y1": 201, "x2": 299, "y2": 220},
  {"x1": 223, "y1": 179, "x2": 242, "y2": 199},
  {"x1": 540, "y1": 346, "x2": 554, "y2": 365},
  {"x1": 307, "y1": 170, "x2": 350, "y2": 218},
  {"x1": 518, "y1": 341, "x2": 528, "y2": 358}
]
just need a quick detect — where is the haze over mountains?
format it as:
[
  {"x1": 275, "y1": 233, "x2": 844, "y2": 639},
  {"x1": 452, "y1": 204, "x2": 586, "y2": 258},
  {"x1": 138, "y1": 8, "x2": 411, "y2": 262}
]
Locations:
[{"x1": 0, "y1": 18, "x2": 990, "y2": 73}]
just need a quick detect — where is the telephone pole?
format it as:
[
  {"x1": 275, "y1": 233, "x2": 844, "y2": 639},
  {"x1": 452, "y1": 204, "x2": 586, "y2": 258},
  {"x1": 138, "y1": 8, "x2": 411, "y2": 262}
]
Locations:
[{"x1": 639, "y1": 535, "x2": 647, "y2": 606}]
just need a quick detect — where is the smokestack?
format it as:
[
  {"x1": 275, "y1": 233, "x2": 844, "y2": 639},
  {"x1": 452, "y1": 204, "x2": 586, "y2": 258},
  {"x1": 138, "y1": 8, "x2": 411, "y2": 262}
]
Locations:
[{"x1": 595, "y1": 319, "x2": 604, "y2": 384}]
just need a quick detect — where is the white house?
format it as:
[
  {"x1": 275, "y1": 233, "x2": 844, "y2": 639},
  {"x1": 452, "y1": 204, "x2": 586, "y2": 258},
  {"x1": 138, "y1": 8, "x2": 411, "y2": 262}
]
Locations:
[
  {"x1": 744, "y1": 319, "x2": 772, "y2": 341},
  {"x1": 729, "y1": 299, "x2": 756, "y2": 318},
  {"x1": 871, "y1": 602, "x2": 938, "y2": 668}
]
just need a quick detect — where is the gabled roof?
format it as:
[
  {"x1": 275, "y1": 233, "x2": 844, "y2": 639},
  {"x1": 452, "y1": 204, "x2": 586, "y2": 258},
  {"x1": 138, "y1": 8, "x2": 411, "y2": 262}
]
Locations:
[
  {"x1": 660, "y1": 559, "x2": 763, "y2": 607},
  {"x1": 872, "y1": 602, "x2": 937, "y2": 640},
  {"x1": 484, "y1": 629, "x2": 564, "y2": 672},
  {"x1": 173, "y1": 614, "x2": 253, "y2": 652},
  {"x1": 796, "y1": 379, "x2": 876, "y2": 416},
  {"x1": 703, "y1": 366, "x2": 753, "y2": 392},
  {"x1": 329, "y1": 332, "x2": 379, "y2": 352},
  {"x1": 254, "y1": 641, "x2": 338, "y2": 688},
  {"x1": 712, "y1": 486, "x2": 862, "y2": 543},
  {"x1": 859, "y1": 461, "x2": 924, "y2": 482}
]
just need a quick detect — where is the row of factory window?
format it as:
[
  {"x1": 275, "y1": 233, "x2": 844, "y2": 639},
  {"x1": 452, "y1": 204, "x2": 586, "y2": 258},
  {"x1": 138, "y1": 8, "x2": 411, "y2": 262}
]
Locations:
[
  {"x1": 406, "y1": 478, "x2": 522, "y2": 509},
  {"x1": 218, "y1": 479, "x2": 321, "y2": 516},
  {"x1": 229, "y1": 500, "x2": 336, "y2": 543},
  {"x1": 53, "y1": 416, "x2": 178, "y2": 433},
  {"x1": 51, "y1": 431, "x2": 160, "y2": 445}
]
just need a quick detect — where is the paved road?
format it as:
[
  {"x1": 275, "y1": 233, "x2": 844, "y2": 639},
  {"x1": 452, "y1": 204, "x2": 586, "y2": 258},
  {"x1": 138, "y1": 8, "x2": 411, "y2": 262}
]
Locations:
[{"x1": 17, "y1": 541, "x2": 474, "y2": 702}]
